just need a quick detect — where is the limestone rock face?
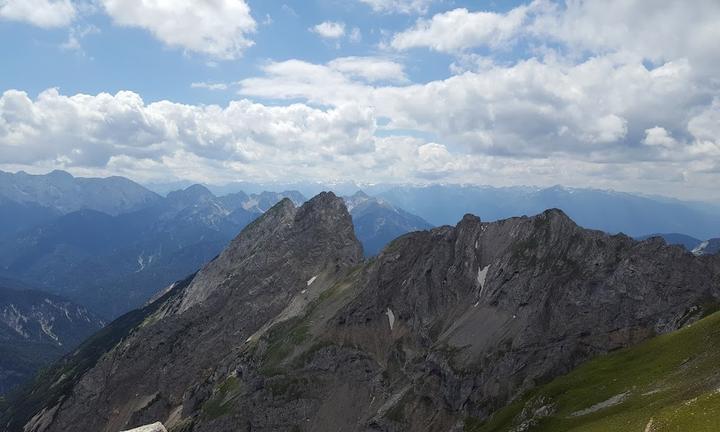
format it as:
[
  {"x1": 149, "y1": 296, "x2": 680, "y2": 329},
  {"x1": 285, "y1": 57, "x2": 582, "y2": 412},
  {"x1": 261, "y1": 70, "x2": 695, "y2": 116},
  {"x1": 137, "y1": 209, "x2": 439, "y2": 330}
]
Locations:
[{"x1": 4, "y1": 200, "x2": 720, "y2": 432}]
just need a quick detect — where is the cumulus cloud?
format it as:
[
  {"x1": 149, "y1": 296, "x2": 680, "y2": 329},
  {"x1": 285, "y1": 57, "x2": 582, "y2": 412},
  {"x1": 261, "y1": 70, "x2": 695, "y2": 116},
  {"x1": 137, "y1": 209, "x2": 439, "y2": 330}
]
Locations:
[
  {"x1": 390, "y1": 4, "x2": 537, "y2": 52},
  {"x1": 0, "y1": 0, "x2": 75, "y2": 28},
  {"x1": 0, "y1": 88, "x2": 380, "y2": 170},
  {"x1": 239, "y1": 55, "x2": 710, "y2": 162},
  {"x1": 358, "y1": 0, "x2": 435, "y2": 15},
  {"x1": 643, "y1": 127, "x2": 678, "y2": 148},
  {"x1": 100, "y1": 0, "x2": 256, "y2": 59},
  {"x1": 309, "y1": 21, "x2": 345, "y2": 39},
  {"x1": 529, "y1": 0, "x2": 720, "y2": 71},
  {"x1": 390, "y1": 0, "x2": 720, "y2": 75}
]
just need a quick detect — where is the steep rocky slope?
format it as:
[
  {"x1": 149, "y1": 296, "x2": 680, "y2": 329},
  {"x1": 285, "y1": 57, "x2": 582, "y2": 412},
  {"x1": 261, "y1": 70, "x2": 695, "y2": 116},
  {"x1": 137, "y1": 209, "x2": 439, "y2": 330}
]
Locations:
[
  {"x1": 469, "y1": 308, "x2": 720, "y2": 431},
  {"x1": 0, "y1": 284, "x2": 103, "y2": 395},
  {"x1": 3, "y1": 194, "x2": 719, "y2": 432}
]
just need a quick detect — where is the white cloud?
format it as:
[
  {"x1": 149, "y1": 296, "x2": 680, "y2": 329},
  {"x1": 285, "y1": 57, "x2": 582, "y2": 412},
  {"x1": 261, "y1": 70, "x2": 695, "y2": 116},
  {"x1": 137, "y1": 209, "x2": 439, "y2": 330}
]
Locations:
[
  {"x1": 100, "y1": 0, "x2": 256, "y2": 59},
  {"x1": 0, "y1": 0, "x2": 75, "y2": 28},
  {"x1": 530, "y1": 0, "x2": 720, "y2": 71},
  {"x1": 643, "y1": 127, "x2": 677, "y2": 148},
  {"x1": 240, "y1": 55, "x2": 709, "y2": 162},
  {"x1": 191, "y1": 82, "x2": 229, "y2": 91},
  {"x1": 389, "y1": 0, "x2": 720, "y2": 76},
  {"x1": 0, "y1": 88, "x2": 377, "y2": 170},
  {"x1": 327, "y1": 57, "x2": 408, "y2": 83},
  {"x1": 358, "y1": 0, "x2": 435, "y2": 15},
  {"x1": 390, "y1": 5, "x2": 537, "y2": 52},
  {"x1": 239, "y1": 59, "x2": 374, "y2": 106},
  {"x1": 310, "y1": 21, "x2": 345, "y2": 39},
  {"x1": 3, "y1": 87, "x2": 720, "y2": 200}
]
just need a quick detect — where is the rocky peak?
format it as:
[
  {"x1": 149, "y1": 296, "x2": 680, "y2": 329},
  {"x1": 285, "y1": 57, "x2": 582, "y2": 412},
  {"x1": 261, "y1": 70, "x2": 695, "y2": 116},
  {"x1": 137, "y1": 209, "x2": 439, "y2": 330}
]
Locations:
[{"x1": 176, "y1": 192, "x2": 361, "y2": 313}]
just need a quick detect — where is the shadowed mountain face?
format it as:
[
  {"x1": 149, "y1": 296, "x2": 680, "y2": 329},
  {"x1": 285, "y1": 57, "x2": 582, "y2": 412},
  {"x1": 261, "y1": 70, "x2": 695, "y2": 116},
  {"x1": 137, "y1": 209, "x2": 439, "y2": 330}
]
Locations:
[
  {"x1": 0, "y1": 283, "x2": 103, "y2": 395},
  {"x1": 4, "y1": 194, "x2": 719, "y2": 432}
]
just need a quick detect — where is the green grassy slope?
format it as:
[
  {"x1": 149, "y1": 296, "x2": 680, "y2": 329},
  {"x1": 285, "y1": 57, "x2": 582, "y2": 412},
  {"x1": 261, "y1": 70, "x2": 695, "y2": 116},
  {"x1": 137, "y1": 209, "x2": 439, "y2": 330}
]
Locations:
[{"x1": 467, "y1": 310, "x2": 720, "y2": 432}]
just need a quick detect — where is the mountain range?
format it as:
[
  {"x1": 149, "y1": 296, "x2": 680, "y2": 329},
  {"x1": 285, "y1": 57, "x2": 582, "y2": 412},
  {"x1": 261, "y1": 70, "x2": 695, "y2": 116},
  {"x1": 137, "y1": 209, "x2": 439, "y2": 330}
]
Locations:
[
  {"x1": 0, "y1": 171, "x2": 431, "y2": 319},
  {"x1": 374, "y1": 185, "x2": 720, "y2": 240},
  {"x1": 636, "y1": 233, "x2": 720, "y2": 256},
  {"x1": 0, "y1": 279, "x2": 103, "y2": 396},
  {"x1": 2, "y1": 193, "x2": 718, "y2": 432},
  {"x1": 164, "y1": 180, "x2": 720, "y2": 240}
]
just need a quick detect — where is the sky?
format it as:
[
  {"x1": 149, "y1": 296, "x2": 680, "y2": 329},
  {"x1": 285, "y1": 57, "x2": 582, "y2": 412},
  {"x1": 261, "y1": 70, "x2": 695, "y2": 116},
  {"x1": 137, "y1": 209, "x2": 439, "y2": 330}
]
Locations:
[{"x1": 1, "y1": 0, "x2": 719, "y2": 202}]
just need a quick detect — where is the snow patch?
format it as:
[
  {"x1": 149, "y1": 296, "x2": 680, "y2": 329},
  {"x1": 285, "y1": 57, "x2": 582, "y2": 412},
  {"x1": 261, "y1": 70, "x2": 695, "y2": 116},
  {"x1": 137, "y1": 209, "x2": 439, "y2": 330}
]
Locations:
[
  {"x1": 307, "y1": 275, "x2": 318, "y2": 286},
  {"x1": 2, "y1": 304, "x2": 29, "y2": 338},
  {"x1": 477, "y1": 265, "x2": 490, "y2": 294},
  {"x1": 386, "y1": 308, "x2": 395, "y2": 331},
  {"x1": 39, "y1": 317, "x2": 60, "y2": 344},
  {"x1": 692, "y1": 240, "x2": 710, "y2": 255}
]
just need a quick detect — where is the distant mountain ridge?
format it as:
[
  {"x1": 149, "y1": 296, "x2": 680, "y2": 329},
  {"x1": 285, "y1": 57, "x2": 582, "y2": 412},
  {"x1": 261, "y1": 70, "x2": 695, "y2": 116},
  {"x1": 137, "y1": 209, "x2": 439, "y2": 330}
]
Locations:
[
  {"x1": 2, "y1": 170, "x2": 719, "y2": 319},
  {"x1": 634, "y1": 233, "x2": 720, "y2": 256},
  {"x1": 344, "y1": 191, "x2": 432, "y2": 256},
  {"x1": 0, "y1": 184, "x2": 305, "y2": 318},
  {"x1": 0, "y1": 282, "x2": 103, "y2": 395},
  {"x1": 0, "y1": 170, "x2": 161, "y2": 216},
  {"x1": 635, "y1": 233, "x2": 703, "y2": 251},
  {"x1": 0, "y1": 172, "x2": 429, "y2": 319},
  {"x1": 375, "y1": 185, "x2": 720, "y2": 240}
]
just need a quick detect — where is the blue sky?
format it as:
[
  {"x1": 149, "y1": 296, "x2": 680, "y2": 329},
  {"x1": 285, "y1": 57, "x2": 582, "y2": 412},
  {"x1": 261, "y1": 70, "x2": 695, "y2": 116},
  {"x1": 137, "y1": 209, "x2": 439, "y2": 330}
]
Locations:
[
  {"x1": 1, "y1": 0, "x2": 527, "y2": 104},
  {"x1": 1, "y1": 1, "x2": 720, "y2": 202}
]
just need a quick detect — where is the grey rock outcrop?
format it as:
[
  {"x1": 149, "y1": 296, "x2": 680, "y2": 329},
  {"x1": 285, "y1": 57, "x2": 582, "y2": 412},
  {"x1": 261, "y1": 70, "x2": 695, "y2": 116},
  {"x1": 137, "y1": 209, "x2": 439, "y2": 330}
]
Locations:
[{"x1": 4, "y1": 200, "x2": 719, "y2": 432}]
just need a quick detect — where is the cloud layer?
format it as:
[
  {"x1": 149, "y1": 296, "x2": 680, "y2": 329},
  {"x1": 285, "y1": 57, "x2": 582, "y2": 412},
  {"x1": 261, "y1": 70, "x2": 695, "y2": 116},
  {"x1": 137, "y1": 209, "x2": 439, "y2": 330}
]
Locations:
[{"x1": 0, "y1": 0, "x2": 76, "y2": 28}]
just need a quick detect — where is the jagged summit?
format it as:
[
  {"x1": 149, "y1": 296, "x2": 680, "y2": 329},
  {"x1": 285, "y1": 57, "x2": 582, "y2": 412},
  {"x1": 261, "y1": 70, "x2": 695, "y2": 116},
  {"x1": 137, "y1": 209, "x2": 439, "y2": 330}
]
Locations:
[{"x1": 177, "y1": 191, "x2": 361, "y2": 313}]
